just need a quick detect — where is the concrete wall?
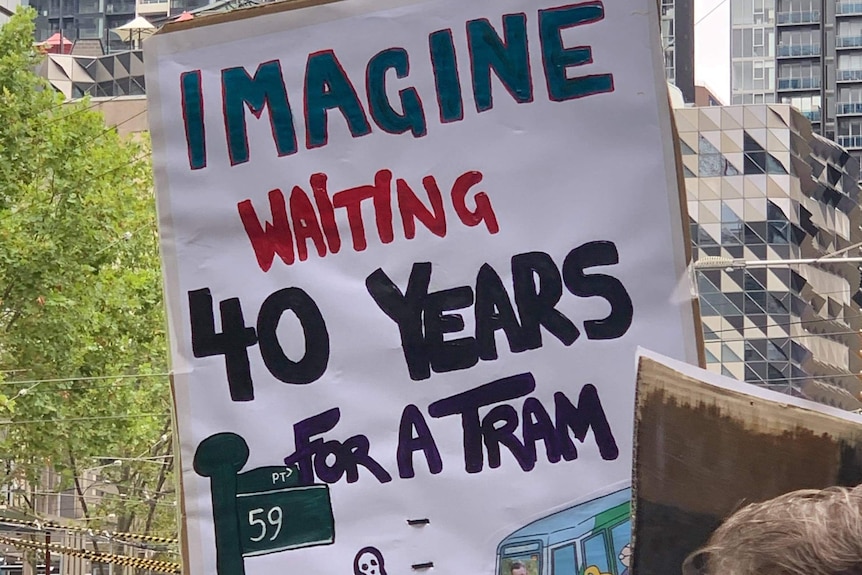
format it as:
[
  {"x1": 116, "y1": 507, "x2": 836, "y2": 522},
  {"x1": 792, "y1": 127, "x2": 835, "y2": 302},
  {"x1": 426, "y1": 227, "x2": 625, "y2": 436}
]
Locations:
[{"x1": 82, "y1": 96, "x2": 149, "y2": 136}]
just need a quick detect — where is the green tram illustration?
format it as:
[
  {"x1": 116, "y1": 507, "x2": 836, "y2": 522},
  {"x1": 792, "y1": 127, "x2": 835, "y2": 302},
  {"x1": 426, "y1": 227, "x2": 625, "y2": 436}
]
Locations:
[{"x1": 496, "y1": 483, "x2": 631, "y2": 575}]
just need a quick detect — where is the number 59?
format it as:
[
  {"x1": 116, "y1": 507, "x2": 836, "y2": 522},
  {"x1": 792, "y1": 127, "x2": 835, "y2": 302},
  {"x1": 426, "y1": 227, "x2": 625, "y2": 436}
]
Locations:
[{"x1": 249, "y1": 506, "x2": 283, "y2": 542}]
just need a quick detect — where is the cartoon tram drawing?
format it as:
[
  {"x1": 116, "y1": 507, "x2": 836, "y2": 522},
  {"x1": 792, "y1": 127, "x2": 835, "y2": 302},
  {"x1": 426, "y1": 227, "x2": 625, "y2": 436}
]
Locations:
[{"x1": 194, "y1": 433, "x2": 335, "y2": 575}]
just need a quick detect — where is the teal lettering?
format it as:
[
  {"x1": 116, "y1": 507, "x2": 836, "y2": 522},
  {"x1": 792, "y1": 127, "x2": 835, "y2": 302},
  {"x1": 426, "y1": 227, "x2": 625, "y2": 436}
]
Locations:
[
  {"x1": 366, "y1": 48, "x2": 427, "y2": 137},
  {"x1": 429, "y1": 29, "x2": 464, "y2": 123},
  {"x1": 539, "y1": 2, "x2": 614, "y2": 101},
  {"x1": 304, "y1": 50, "x2": 372, "y2": 148},
  {"x1": 181, "y1": 70, "x2": 206, "y2": 170},
  {"x1": 222, "y1": 60, "x2": 297, "y2": 165},
  {"x1": 467, "y1": 14, "x2": 533, "y2": 112}
]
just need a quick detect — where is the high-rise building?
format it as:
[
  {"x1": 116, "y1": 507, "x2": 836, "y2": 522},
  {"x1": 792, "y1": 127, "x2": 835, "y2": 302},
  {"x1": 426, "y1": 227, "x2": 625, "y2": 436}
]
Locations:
[
  {"x1": 662, "y1": 0, "x2": 696, "y2": 102},
  {"x1": 1, "y1": 0, "x2": 20, "y2": 25},
  {"x1": 676, "y1": 103, "x2": 862, "y2": 409},
  {"x1": 26, "y1": 0, "x2": 209, "y2": 49},
  {"x1": 730, "y1": 0, "x2": 862, "y2": 167}
]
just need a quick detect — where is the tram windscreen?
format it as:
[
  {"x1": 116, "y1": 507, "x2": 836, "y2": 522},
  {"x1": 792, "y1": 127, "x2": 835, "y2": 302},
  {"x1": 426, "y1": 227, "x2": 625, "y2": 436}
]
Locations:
[{"x1": 499, "y1": 542, "x2": 541, "y2": 575}]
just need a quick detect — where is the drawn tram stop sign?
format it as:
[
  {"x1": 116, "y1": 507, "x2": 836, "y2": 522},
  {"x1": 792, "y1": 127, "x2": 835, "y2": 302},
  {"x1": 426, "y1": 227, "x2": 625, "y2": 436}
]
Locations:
[{"x1": 194, "y1": 433, "x2": 335, "y2": 575}]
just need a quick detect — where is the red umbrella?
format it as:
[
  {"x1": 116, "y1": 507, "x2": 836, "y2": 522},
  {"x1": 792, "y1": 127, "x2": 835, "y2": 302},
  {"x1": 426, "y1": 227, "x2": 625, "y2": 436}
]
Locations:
[
  {"x1": 174, "y1": 11, "x2": 194, "y2": 21},
  {"x1": 37, "y1": 32, "x2": 73, "y2": 54}
]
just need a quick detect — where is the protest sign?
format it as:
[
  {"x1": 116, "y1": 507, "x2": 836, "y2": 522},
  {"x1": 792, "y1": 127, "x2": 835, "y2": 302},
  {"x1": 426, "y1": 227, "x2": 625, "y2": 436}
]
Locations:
[
  {"x1": 633, "y1": 350, "x2": 862, "y2": 575},
  {"x1": 144, "y1": 0, "x2": 699, "y2": 573}
]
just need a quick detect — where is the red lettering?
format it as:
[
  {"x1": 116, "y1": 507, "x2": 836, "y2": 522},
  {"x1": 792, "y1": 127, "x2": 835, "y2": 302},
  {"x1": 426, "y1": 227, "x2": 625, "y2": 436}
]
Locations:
[
  {"x1": 238, "y1": 168, "x2": 499, "y2": 271},
  {"x1": 237, "y1": 188, "x2": 295, "y2": 272},
  {"x1": 332, "y1": 169, "x2": 394, "y2": 251},
  {"x1": 310, "y1": 173, "x2": 341, "y2": 254},
  {"x1": 451, "y1": 171, "x2": 499, "y2": 234},
  {"x1": 397, "y1": 176, "x2": 447, "y2": 239},
  {"x1": 289, "y1": 185, "x2": 328, "y2": 261}
]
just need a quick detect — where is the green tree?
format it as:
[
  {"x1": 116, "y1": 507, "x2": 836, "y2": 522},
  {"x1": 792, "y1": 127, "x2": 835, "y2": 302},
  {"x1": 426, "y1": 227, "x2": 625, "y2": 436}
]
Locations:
[{"x1": 0, "y1": 7, "x2": 175, "y2": 541}]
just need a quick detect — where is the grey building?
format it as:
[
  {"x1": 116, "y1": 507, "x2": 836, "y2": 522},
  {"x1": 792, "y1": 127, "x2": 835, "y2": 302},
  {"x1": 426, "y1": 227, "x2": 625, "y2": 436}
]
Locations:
[
  {"x1": 730, "y1": 0, "x2": 862, "y2": 167},
  {"x1": 1, "y1": 0, "x2": 20, "y2": 25},
  {"x1": 25, "y1": 0, "x2": 207, "y2": 50},
  {"x1": 677, "y1": 103, "x2": 862, "y2": 409},
  {"x1": 662, "y1": 0, "x2": 696, "y2": 102}
]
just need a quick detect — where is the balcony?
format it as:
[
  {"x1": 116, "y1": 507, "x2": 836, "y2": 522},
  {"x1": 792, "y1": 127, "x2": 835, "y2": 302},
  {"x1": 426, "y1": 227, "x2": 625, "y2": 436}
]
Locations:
[
  {"x1": 776, "y1": 10, "x2": 820, "y2": 23},
  {"x1": 838, "y1": 69, "x2": 862, "y2": 81},
  {"x1": 837, "y1": 102, "x2": 862, "y2": 114},
  {"x1": 777, "y1": 77, "x2": 821, "y2": 90},
  {"x1": 837, "y1": 135, "x2": 862, "y2": 148},
  {"x1": 136, "y1": 0, "x2": 168, "y2": 14},
  {"x1": 802, "y1": 109, "x2": 822, "y2": 121},
  {"x1": 837, "y1": 1, "x2": 862, "y2": 14},
  {"x1": 777, "y1": 44, "x2": 821, "y2": 57},
  {"x1": 837, "y1": 35, "x2": 862, "y2": 48},
  {"x1": 105, "y1": 1, "x2": 135, "y2": 13}
]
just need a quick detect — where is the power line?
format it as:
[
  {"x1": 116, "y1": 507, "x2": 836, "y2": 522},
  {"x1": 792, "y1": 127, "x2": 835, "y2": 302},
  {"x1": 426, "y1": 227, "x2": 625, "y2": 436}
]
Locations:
[
  {"x1": 23, "y1": 489, "x2": 176, "y2": 508},
  {"x1": 45, "y1": 93, "x2": 132, "y2": 124},
  {"x1": 0, "y1": 414, "x2": 169, "y2": 426},
  {"x1": 0, "y1": 379, "x2": 169, "y2": 394},
  {"x1": 702, "y1": 313, "x2": 862, "y2": 336},
  {"x1": 0, "y1": 373, "x2": 170, "y2": 387},
  {"x1": 695, "y1": 0, "x2": 729, "y2": 26},
  {"x1": 72, "y1": 108, "x2": 148, "y2": 151},
  {"x1": 713, "y1": 328, "x2": 862, "y2": 343}
]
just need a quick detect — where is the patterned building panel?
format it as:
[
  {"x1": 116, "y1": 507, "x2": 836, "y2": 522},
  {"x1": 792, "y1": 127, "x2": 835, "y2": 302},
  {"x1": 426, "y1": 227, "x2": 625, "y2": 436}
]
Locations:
[
  {"x1": 40, "y1": 50, "x2": 145, "y2": 99},
  {"x1": 677, "y1": 104, "x2": 862, "y2": 410}
]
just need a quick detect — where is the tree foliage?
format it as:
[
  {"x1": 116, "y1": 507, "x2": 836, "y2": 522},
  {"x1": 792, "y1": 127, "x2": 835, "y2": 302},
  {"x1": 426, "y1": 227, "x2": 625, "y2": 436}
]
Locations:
[{"x1": 0, "y1": 8, "x2": 175, "y2": 539}]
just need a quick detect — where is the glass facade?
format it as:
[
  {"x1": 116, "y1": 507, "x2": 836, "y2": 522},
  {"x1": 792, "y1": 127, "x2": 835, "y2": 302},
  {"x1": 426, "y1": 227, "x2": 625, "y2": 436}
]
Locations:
[
  {"x1": 730, "y1": 0, "x2": 862, "y2": 166},
  {"x1": 676, "y1": 105, "x2": 862, "y2": 409},
  {"x1": 29, "y1": 0, "x2": 206, "y2": 48},
  {"x1": 731, "y1": 0, "x2": 778, "y2": 104},
  {"x1": 661, "y1": 0, "x2": 696, "y2": 102}
]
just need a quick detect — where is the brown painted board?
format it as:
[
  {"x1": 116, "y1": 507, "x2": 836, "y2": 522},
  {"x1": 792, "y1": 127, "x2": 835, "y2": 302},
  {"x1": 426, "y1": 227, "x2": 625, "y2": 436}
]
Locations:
[{"x1": 633, "y1": 351, "x2": 862, "y2": 575}]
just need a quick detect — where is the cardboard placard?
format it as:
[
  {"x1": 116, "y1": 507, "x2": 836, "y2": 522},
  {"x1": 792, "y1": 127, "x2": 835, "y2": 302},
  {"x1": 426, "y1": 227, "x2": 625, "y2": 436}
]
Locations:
[
  {"x1": 145, "y1": 1, "x2": 699, "y2": 573},
  {"x1": 634, "y1": 350, "x2": 862, "y2": 575}
]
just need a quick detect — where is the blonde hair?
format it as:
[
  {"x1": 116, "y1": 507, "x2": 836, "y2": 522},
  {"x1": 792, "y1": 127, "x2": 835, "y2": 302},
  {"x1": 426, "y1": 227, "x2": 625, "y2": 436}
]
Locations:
[{"x1": 683, "y1": 486, "x2": 862, "y2": 575}]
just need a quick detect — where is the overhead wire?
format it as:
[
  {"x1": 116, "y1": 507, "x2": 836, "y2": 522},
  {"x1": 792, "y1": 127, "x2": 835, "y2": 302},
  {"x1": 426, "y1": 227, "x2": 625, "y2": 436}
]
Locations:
[
  {"x1": 694, "y1": 0, "x2": 729, "y2": 26},
  {"x1": 711, "y1": 328, "x2": 862, "y2": 343},
  {"x1": 0, "y1": 373, "x2": 170, "y2": 387},
  {"x1": 702, "y1": 313, "x2": 862, "y2": 336},
  {"x1": 0, "y1": 413, "x2": 170, "y2": 426},
  {"x1": 22, "y1": 490, "x2": 176, "y2": 508}
]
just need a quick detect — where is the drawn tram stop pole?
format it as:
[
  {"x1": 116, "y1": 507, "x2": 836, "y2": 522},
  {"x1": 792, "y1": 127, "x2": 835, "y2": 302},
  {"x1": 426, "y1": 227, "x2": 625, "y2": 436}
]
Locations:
[{"x1": 194, "y1": 433, "x2": 335, "y2": 575}]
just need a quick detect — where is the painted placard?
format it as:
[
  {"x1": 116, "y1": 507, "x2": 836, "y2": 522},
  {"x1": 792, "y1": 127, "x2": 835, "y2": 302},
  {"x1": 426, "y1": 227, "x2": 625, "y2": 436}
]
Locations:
[
  {"x1": 633, "y1": 349, "x2": 862, "y2": 575},
  {"x1": 144, "y1": 0, "x2": 698, "y2": 573}
]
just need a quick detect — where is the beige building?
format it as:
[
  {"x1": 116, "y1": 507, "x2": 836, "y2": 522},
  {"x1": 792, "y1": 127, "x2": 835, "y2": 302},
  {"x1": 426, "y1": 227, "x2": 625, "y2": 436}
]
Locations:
[{"x1": 677, "y1": 104, "x2": 862, "y2": 409}]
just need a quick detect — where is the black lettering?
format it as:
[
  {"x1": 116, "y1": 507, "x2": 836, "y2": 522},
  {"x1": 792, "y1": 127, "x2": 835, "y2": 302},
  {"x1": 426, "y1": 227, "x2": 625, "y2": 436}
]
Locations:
[
  {"x1": 512, "y1": 252, "x2": 579, "y2": 349},
  {"x1": 563, "y1": 241, "x2": 633, "y2": 339},
  {"x1": 522, "y1": 396, "x2": 561, "y2": 464},
  {"x1": 366, "y1": 263, "x2": 432, "y2": 381},
  {"x1": 397, "y1": 404, "x2": 443, "y2": 478},
  {"x1": 554, "y1": 384, "x2": 618, "y2": 461},
  {"x1": 257, "y1": 287, "x2": 330, "y2": 384},
  {"x1": 342, "y1": 434, "x2": 393, "y2": 483},
  {"x1": 428, "y1": 372, "x2": 535, "y2": 473},
  {"x1": 475, "y1": 263, "x2": 526, "y2": 360},
  {"x1": 482, "y1": 404, "x2": 532, "y2": 471},
  {"x1": 424, "y1": 286, "x2": 478, "y2": 373},
  {"x1": 284, "y1": 408, "x2": 392, "y2": 485},
  {"x1": 285, "y1": 408, "x2": 340, "y2": 485},
  {"x1": 188, "y1": 288, "x2": 258, "y2": 402}
]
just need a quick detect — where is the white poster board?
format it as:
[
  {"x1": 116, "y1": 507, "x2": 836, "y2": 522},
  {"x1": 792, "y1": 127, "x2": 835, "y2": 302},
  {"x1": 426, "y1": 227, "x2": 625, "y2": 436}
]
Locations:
[{"x1": 145, "y1": 0, "x2": 699, "y2": 573}]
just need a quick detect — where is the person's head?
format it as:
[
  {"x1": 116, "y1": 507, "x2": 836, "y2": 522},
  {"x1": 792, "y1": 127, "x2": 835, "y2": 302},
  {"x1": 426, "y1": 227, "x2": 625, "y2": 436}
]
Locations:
[
  {"x1": 510, "y1": 561, "x2": 527, "y2": 575},
  {"x1": 683, "y1": 485, "x2": 862, "y2": 575}
]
